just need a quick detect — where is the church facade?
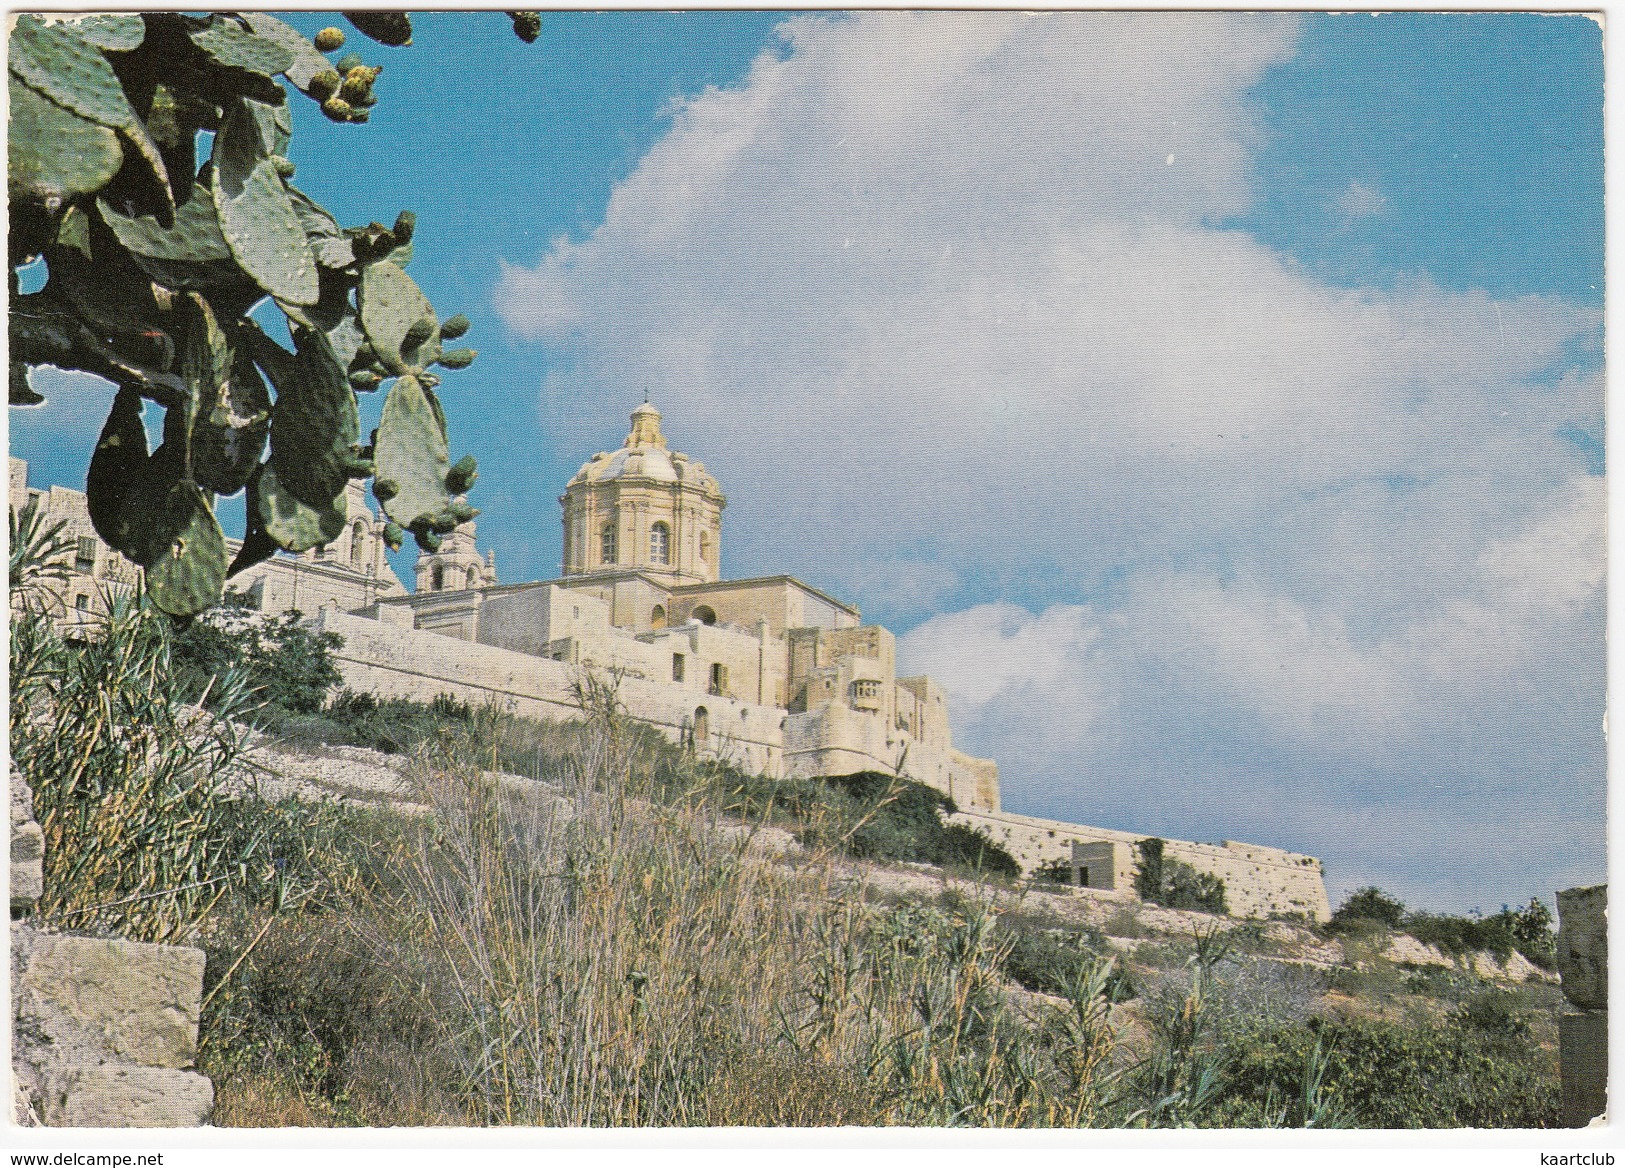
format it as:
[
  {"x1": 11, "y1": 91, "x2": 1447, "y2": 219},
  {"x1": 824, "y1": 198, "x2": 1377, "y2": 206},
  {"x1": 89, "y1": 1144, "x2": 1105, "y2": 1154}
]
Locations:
[{"x1": 356, "y1": 402, "x2": 1001, "y2": 810}]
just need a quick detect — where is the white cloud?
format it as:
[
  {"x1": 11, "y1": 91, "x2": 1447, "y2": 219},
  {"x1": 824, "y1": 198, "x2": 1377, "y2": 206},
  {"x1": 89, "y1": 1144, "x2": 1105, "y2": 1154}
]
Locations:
[{"x1": 496, "y1": 12, "x2": 1604, "y2": 908}]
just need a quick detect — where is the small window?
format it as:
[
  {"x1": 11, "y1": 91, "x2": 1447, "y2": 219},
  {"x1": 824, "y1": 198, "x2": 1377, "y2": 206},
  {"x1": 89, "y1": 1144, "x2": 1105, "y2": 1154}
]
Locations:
[
  {"x1": 573, "y1": 606, "x2": 580, "y2": 619},
  {"x1": 350, "y1": 521, "x2": 366, "y2": 566},
  {"x1": 601, "y1": 521, "x2": 617, "y2": 565},
  {"x1": 698, "y1": 530, "x2": 710, "y2": 564},
  {"x1": 652, "y1": 604, "x2": 667, "y2": 630},
  {"x1": 650, "y1": 522, "x2": 670, "y2": 566},
  {"x1": 75, "y1": 535, "x2": 96, "y2": 572},
  {"x1": 709, "y1": 662, "x2": 728, "y2": 696},
  {"x1": 432, "y1": 564, "x2": 444, "y2": 591},
  {"x1": 74, "y1": 594, "x2": 89, "y2": 611},
  {"x1": 694, "y1": 706, "x2": 709, "y2": 746},
  {"x1": 672, "y1": 654, "x2": 685, "y2": 682}
]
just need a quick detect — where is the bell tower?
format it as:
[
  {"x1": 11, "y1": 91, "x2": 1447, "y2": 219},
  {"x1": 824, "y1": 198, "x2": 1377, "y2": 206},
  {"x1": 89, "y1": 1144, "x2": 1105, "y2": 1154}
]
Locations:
[{"x1": 560, "y1": 402, "x2": 725, "y2": 586}]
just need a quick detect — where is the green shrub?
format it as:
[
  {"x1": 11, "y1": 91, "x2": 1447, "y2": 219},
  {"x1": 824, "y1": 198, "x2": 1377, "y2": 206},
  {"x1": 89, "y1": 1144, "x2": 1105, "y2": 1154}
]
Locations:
[
  {"x1": 1031, "y1": 859, "x2": 1075, "y2": 885},
  {"x1": 1400, "y1": 911, "x2": 1514, "y2": 962},
  {"x1": 11, "y1": 597, "x2": 265, "y2": 943},
  {"x1": 1330, "y1": 886, "x2": 1406, "y2": 929},
  {"x1": 1134, "y1": 838, "x2": 1227, "y2": 914},
  {"x1": 1213, "y1": 1015, "x2": 1559, "y2": 1128},
  {"x1": 997, "y1": 919, "x2": 1135, "y2": 1000},
  {"x1": 809, "y1": 772, "x2": 1020, "y2": 877},
  {"x1": 171, "y1": 593, "x2": 343, "y2": 716}
]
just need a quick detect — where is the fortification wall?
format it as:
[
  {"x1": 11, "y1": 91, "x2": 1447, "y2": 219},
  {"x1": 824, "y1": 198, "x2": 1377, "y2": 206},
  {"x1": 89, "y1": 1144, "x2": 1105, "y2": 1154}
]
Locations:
[
  {"x1": 953, "y1": 807, "x2": 1330, "y2": 921},
  {"x1": 317, "y1": 610, "x2": 785, "y2": 775}
]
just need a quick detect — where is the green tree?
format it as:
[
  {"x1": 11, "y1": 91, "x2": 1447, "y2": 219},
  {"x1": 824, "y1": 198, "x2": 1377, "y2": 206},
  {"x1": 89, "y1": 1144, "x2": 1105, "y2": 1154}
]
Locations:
[
  {"x1": 171, "y1": 590, "x2": 343, "y2": 715},
  {"x1": 8, "y1": 12, "x2": 536, "y2": 616},
  {"x1": 1330, "y1": 886, "x2": 1406, "y2": 929}
]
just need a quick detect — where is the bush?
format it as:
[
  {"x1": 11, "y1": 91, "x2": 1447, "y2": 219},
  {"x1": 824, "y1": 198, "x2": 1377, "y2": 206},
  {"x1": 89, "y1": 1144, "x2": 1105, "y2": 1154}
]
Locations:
[
  {"x1": 811, "y1": 772, "x2": 1020, "y2": 877},
  {"x1": 997, "y1": 919, "x2": 1135, "y2": 1000},
  {"x1": 1330, "y1": 886, "x2": 1406, "y2": 929},
  {"x1": 1213, "y1": 1015, "x2": 1559, "y2": 1128},
  {"x1": 1134, "y1": 838, "x2": 1227, "y2": 914},
  {"x1": 172, "y1": 593, "x2": 343, "y2": 716}
]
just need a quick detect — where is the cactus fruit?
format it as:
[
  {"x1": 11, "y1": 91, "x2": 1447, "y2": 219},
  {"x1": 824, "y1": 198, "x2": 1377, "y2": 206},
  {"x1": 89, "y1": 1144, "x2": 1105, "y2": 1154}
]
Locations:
[
  {"x1": 392, "y1": 210, "x2": 416, "y2": 243},
  {"x1": 436, "y1": 348, "x2": 476, "y2": 370},
  {"x1": 335, "y1": 52, "x2": 364, "y2": 74},
  {"x1": 445, "y1": 453, "x2": 478, "y2": 494},
  {"x1": 403, "y1": 315, "x2": 436, "y2": 350},
  {"x1": 314, "y1": 26, "x2": 346, "y2": 52},
  {"x1": 440, "y1": 313, "x2": 471, "y2": 340},
  {"x1": 271, "y1": 155, "x2": 296, "y2": 179},
  {"x1": 510, "y1": 12, "x2": 542, "y2": 43},
  {"x1": 382, "y1": 520, "x2": 405, "y2": 551},
  {"x1": 339, "y1": 72, "x2": 371, "y2": 104},
  {"x1": 322, "y1": 96, "x2": 354, "y2": 122},
  {"x1": 373, "y1": 478, "x2": 399, "y2": 502},
  {"x1": 349, "y1": 369, "x2": 384, "y2": 391},
  {"x1": 449, "y1": 501, "x2": 479, "y2": 524},
  {"x1": 309, "y1": 68, "x2": 342, "y2": 100}
]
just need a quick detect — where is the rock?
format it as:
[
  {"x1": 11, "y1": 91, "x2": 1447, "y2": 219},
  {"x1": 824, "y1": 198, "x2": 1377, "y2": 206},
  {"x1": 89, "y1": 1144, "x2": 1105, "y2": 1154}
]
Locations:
[
  {"x1": 1560, "y1": 1011, "x2": 1609, "y2": 1126},
  {"x1": 1558, "y1": 885, "x2": 1607, "y2": 1011},
  {"x1": 11, "y1": 766, "x2": 43, "y2": 911},
  {"x1": 14, "y1": 930, "x2": 206, "y2": 1069},
  {"x1": 40, "y1": 1065, "x2": 213, "y2": 1128}
]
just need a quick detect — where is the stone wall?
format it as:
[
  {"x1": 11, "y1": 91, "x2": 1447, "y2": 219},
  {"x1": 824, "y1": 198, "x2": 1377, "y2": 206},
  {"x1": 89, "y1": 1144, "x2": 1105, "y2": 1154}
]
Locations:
[
  {"x1": 953, "y1": 806, "x2": 1331, "y2": 921},
  {"x1": 11, "y1": 769, "x2": 213, "y2": 1127}
]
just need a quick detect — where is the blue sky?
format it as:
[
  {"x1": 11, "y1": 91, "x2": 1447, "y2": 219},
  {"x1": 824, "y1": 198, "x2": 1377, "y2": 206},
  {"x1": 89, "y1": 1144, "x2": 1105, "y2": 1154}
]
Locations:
[{"x1": 10, "y1": 12, "x2": 1604, "y2": 914}]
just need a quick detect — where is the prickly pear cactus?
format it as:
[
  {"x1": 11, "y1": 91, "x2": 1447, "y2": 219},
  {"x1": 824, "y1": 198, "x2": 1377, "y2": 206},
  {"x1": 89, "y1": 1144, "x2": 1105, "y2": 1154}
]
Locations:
[{"x1": 9, "y1": 12, "x2": 530, "y2": 616}]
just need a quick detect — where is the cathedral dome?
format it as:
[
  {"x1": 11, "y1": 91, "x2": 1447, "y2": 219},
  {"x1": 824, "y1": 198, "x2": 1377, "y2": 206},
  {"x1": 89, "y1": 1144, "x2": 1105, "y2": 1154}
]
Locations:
[{"x1": 568, "y1": 402, "x2": 720, "y2": 493}]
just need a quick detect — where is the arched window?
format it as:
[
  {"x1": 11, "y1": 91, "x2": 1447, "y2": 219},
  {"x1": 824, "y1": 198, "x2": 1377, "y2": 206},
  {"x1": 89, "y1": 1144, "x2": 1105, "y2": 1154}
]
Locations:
[
  {"x1": 466, "y1": 566, "x2": 480, "y2": 590},
  {"x1": 650, "y1": 521, "x2": 670, "y2": 565},
  {"x1": 651, "y1": 604, "x2": 667, "y2": 630},
  {"x1": 693, "y1": 605, "x2": 717, "y2": 626},
  {"x1": 350, "y1": 521, "x2": 366, "y2": 566},
  {"x1": 432, "y1": 564, "x2": 444, "y2": 591},
  {"x1": 693, "y1": 706, "x2": 709, "y2": 747},
  {"x1": 601, "y1": 521, "x2": 617, "y2": 565}
]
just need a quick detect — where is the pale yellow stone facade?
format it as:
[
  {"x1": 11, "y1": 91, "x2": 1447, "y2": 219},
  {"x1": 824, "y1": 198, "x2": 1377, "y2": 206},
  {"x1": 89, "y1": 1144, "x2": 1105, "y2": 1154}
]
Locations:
[{"x1": 7, "y1": 457, "x2": 406, "y2": 628}]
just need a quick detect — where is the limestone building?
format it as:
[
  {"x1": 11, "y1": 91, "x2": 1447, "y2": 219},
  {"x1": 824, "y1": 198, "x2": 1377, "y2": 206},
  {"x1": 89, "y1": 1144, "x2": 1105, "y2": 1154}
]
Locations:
[
  {"x1": 7, "y1": 457, "x2": 408, "y2": 627},
  {"x1": 7, "y1": 405, "x2": 1332, "y2": 919}
]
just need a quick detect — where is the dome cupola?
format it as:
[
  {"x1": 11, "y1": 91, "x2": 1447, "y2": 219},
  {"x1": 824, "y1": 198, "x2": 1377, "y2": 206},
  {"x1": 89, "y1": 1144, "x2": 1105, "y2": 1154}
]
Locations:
[{"x1": 559, "y1": 401, "x2": 725, "y2": 584}]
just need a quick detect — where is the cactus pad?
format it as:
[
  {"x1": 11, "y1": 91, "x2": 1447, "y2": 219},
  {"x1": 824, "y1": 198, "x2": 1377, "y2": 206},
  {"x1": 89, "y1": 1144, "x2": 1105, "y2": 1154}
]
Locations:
[
  {"x1": 253, "y1": 462, "x2": 348, "y2": 553},
  {"x1": 373, "y1": 374, "x2": 451, "y2": 535},
  {"x1": 359, "y1": 261, "x2": 440, "y2": 372},
  {"x1": 144, "y1": 481, "x2": 228, "y2": 617},
  {"x1": 8, "y1": 74, "x2": 123, "y2": 203},
  {"x1": 212, "y1": 97, "x2": 320, "y2": 306}
]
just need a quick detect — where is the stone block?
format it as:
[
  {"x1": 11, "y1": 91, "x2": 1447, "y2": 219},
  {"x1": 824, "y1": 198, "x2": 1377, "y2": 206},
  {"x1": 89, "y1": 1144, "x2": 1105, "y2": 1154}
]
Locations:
[
  {"x1": 1560, "y1": 1011, "x2": 1608, "y2": 1127},
  {"x1": 15, "y1": 932, "x2": 206, "y2": 1069},
  {"x1": 10, "y1": 767, "x2": 43, "y2": 911},
  {"x1": 41, "y1": 1065, "x2": 213, "y2": 1128},
  {"x1": 1558, "y1": 884, "x2": 1607, "y2": 1010}
]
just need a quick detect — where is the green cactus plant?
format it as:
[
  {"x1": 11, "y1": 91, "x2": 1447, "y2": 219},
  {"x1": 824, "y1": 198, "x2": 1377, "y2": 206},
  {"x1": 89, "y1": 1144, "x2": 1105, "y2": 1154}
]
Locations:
[{"x1": 11, "y1": 12, "x2": 535, "y2": 615}]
